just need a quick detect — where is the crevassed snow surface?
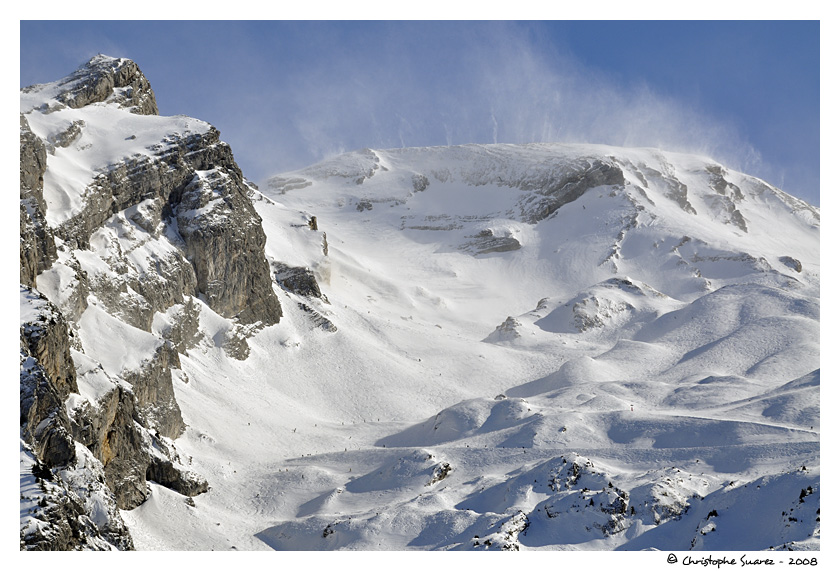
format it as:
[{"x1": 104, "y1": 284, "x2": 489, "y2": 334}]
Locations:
[{"x1": 115, "y1": 144, "x2": 818, "y2": 551}]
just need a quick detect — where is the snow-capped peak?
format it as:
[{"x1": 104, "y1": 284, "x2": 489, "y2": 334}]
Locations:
[{"x1": 21, "y1": 58, "x2": 819, "y2": 552}]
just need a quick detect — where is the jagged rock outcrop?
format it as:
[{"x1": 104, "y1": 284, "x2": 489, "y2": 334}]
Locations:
[
  {"x1": 20, "y1": 342, "x2": 76, "y2": 469},
  {"x1": 18, "y1": 55, "x2": 278, "y2": 545},
  {"x1": 32, "y1": 54, "x2": 160, "y2": 115},
  {"x1": 121, "y1": 342, "x2": 185, "y2": 440},
  {"x1": 159, "y1": 298, "x2": 203, "y2": 353},
  {"x1": 780, "y1": 255, "x2": 803, "y2": 273},
  {"x1": 67, "y1": 376, "x2": 207, "y2": 510},
  {"x1": 297, "y1": 302, "x2": 338, "y2": 333},
  {"x1": 273, "y1": 262, "x2": 325, "y2": 299},
  {"x1": 703, "y1": 165, "x2": 748, "y2": 232},
  {"x1": 36, "y1": 254, "x2": 90, "y2": 327},
  {"x1": 54, "y1": 128, "x2": 227, "y2": 249},
  {"x1": 20, "y1": 289, "x2": 137, "y2": 546},
  {"x1": 21, "y1": 55, "x2": 281, "y2": 329},
  {"x1": 49, "y1": 124, "x2": 282, "y2": 327},
  {"x1": 20, "y1": 288, "x2": 77, "y2": 468},
  {"x1": 98, "y1": 391, "x2": 152, "y2": 509},
  {"x1": 483, "y1": 316, "x2": 522, "y2": 343},
  {"x1": 145, "y1": 435, "x2": 209, "y2": 498},
  {"x1": 517, "y1": 158, "x2": 625, "y2": 222},
  {"x1": 175, "y1": 168, "x2": 282, "y2": 324},
  {"x1": 20, "y1": 288, "x2": 78, "y2": 399},
  {"x1": 20, "y1": 443, "x2": 134, "y2": 551},
  {"x1": 19, "y1": 286, "x2": 173, "y2": 512},
  {"x1": 465, "y1": 228, "x2": 521, "y2": 255},
  {"x1": 20, "y1": 115, "x2": 56, "y2": 287}
]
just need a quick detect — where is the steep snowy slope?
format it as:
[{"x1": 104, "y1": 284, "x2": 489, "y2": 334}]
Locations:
[
  {"x1": 21, "y1": 57, "x2": 819, "y2": 552},
  {"x1": 20, "y1": 56, "x2": 278, "y2": 549},
  {"x1": 122, "y1": 145, "x2": 818, "y2": 550},
  {"x1": 235, "y1": 145, "x2": 818, "y2": 551}
]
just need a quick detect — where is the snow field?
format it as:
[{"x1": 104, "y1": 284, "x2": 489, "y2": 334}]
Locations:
[{"x1": 119, "y1": 145, "x2": 818, "y2": 550}]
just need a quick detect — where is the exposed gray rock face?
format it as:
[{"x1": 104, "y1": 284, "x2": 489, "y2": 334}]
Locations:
[
  {"x1": 21, "y1": 473, "x2": 94, "y2": 550},
  {"x1": 20, "y1": 290, "x2": 134, "y2": 547},
  {"x1": 20, "y1": 443, "x2": 133, "y2": 551},
  {"x1": 704, "y1": 165, "x2": 748, "y2": 232},
  {"x1": 82, "y1": 385, "x2": 150, "y2": 509},
  {"x1": 571, "y1": 296, "x2": 632, "y2": 332},
  {"x1": 297, "y1": 302, "x2": 338, "y2": 333},
  {"x1": 87, "y1": 272, "x2": 155, "y2": 332},
  {"x1": 222, "y1": 324, "x2": 253, "y2": 360},
  {"x1": 780, "y1": 256, "x2": 803, "y2": 273},
  {"x1": 466, "y1": 229, "x2": 522, "y2": 255},
  {"x1": 175, "y1": 168, "x2": 282, "y2": 325},
  {"x1": 48, "y1": 119, "x2": 86, "y2": 149},
  {"x1": 46, "y1": 55, "x2": 159, "y2": 115},
  {"x1": 20, "y1": 342, "x2": 76, "y2": 469},
  {"x1": 636, "y1": 161, "x2": 697, "y2": 215},
  {"x1": 17, "y1": 57, "x2": 266, "y2": 544},
  {"x1": 706, "y1": 164, "x2": 745, "y2": 200},
  {"x1": 160, "y1": 298, "x2": 203, "y2": 353},
  {"x1": 20, "y1": 288, "x2": 78, "y2": 470},
  {"x1": 412, "y1": 173, "x2": 430, "y2": 192},
  {"x1": 483, "y1": 316, "x2": 522, "y2": 343},
  {"x1": 20, "y1": 115, "x2": 56, "y2": 287},
  {"x1": 37, "y1": 254, "x2": 90, "y2": 327},
  {"x1": 56, "y1": 128, "x2": 228, "y2": 248},
  {"x1": 145, "y1": 435, "x2": 209, "y2": 498},
  {"x1": 68, "y1": 377, "x2": 206, "y2": 511},
  {"x1": 121, "y1": 342, "x2": 186, "y2": 440},
  {"x1": 57, "y1": 444, "x2": 136, "y2": 550},
  {"x1": 52, "y1": 125, "x2": 281, "y2": 328},
  {"x1": 517, "y1": 158, "x2": 625, "y2": 223},
  {"x1": 81, "y1": 228, "x2": 198, "y2": 333},
  {"x1": 20, "y1": 288, "x2": 78, "y2": 399},
  {"x1": 62, "y1": 330, "x2": 206, "y2": 510},
  {"x1": 20, "y1": 204, "x2": 40, "y2": 287},
  {"x1": 274, "y1": 262, "x2": 325, "y2": 300},
  {"x1": 20, "y1": 115, "x2": 48, "y2": 202},
  {"x1": 146, "y1": 457, "x2": 209, "y2": 497},
  {"x1": 425, "y1": 152, "x2": 625, "y2": 223}
]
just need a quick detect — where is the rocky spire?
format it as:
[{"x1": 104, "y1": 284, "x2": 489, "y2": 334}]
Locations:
[{"x1": 50, "y1": 54, "x2": 159, "y2": 115}]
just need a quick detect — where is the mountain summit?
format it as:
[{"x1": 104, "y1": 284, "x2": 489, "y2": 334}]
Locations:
[
  {"x1": 21, "y1": 54, "x2": 158, "y2": 116},
  {"x1": 20, "y1": 58, "x2": 819, "y2": 551},
  {"x1": 20, "y1": 56, "x2": 279, "y2": 549}
]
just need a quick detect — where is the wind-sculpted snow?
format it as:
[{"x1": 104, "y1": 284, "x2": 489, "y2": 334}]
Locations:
[
  {"x1": 223, "y1": 142, "x2": 820, "y2": 551},
  {"x1": 21, "y1": 57, "x2": 818, "y2": 550}
]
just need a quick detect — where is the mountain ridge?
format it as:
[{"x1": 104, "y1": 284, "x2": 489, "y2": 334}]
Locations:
[
  {"x1": 19, "y1": 56, "x2": 819, "y2": 551},
  {"x1": 19, "y1": 55, "x2": 277, "y2": 549}
]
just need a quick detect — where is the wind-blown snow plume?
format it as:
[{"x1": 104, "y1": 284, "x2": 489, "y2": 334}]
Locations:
[
  {"x1": 21, "y1": 54, "x2": 819, "y2": 552},
  {"x1": 259, "y1": 22, "x2": 761, "y2": 186}
]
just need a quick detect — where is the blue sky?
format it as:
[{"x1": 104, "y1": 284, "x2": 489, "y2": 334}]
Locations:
[{"x1": 19, "y1": 20, "x2": 820, "y2": 205}]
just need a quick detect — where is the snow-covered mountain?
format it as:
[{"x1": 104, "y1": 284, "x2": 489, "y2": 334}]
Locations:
[{"x1": 20, "y1": 56, "x2": 819, "y2": 551}]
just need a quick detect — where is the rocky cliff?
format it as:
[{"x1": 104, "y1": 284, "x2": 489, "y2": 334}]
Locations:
[
  {"x1": 19, "y1": 55, "x2": 283, "y2": 549},
  {"x1": 20, "y1": 115, "x2": 56, "y2": 287}
]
